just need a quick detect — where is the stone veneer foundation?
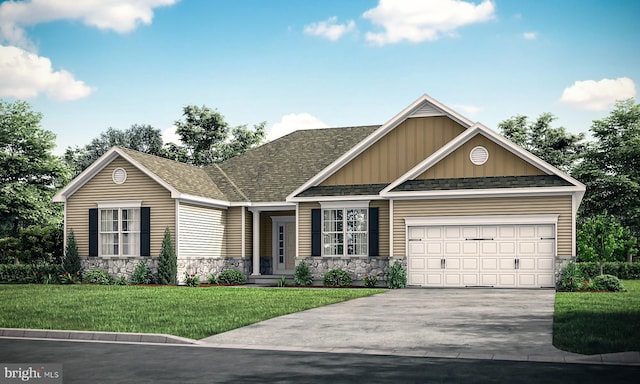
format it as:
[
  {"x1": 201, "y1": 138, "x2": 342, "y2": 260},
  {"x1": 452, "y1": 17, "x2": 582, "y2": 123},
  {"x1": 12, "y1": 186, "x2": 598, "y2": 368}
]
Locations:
[{"x1": 296, "y1": 256, "x2": 407, "y2": 281}]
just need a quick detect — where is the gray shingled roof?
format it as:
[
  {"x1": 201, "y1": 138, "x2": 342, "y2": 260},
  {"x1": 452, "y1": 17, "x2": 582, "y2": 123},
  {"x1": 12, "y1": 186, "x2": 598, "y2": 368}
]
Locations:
[
  {"x1": 392, "y1": 175, "x2": 572, "y2": 192},
  {"x1": 119, "y1": 147, "x2": 227, "y2": 201},
  {"x1": 212, "y1": 126, "x2": 380, "y2": 202},
  {"x1": 296, "y1": 184, "x2": 388, "y2": 197}
]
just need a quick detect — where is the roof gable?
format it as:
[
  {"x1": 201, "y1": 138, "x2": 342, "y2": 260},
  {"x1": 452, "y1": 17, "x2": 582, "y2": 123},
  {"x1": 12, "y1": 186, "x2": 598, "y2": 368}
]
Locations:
[
  {"x1": 381, "y1": 123, "x2": 585, "y2": 196},
  {"x1": 53, "y1": 147, "x2": 228, "y2": 205},
  {"x1": 287, "y1": 94, "x2": 475, "y2": 200}
]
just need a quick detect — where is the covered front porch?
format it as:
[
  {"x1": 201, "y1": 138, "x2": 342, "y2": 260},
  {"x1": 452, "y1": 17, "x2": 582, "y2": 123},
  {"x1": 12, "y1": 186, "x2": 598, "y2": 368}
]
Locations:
[{"x1": 247, "y1": 205, "x2": 297, "y2": 277}]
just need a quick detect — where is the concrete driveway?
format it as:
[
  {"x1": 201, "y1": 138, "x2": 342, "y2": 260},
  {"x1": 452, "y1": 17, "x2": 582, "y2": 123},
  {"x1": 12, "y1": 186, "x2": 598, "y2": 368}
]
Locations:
[{"x1": 201, "y1": 288, "x2": 572, "y2": 360}]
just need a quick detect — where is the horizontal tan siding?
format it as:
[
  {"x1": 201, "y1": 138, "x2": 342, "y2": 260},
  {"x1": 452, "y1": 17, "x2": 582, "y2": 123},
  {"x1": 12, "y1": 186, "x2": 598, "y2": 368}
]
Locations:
[
  {"x1": 418, "y1": 134, "x2": 545, "y2": 179},
  {"x1": 298, "y1": 202, "x2": 319, "y2": 257},
  {"x1": 393, "y1": 196, "x2": 573, "y2": 257},
  {"x1": 178, "y1": 203, "x2": 225, "y2": 258},
  {"x1": 66, "y1": 157, "x2": 175, "y2": 258},
  {"x1": 321, "y1": 117, "x2": 465, "y2": 185},
  {"x1": 225, "y1": 207, "x2": 243, "y2": 258}
]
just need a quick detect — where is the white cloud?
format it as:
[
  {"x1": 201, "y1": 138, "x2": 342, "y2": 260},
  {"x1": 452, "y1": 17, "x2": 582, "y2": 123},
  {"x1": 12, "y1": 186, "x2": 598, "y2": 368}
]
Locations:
[
  {"x1": 362, "y1": 0, "x2": 495, "y2": 45},
  {"x1": 162, "y1": 125, "x2": 181, "y2": 145},
  {"x1": 0, "y1": 45, "x2": 94, "y2": 100},
  {"x1": 523, "y1": 32, "x2": 537, "y2": 40},
  {"x1": 304, "y1": 16, "x2": 356, "y2": 41},
  {"x1": 559, "y1": 77, "x2": 637, "y2": 111},
  {"x1": 267, "y1": 113, "x2": 329, "y2": 141},
  {"x1": 452, "y1": 104, "x2": 482, "y2": 116},
  {"x1": 0, "y1": 0, "x2": 178, "y2": 47}
]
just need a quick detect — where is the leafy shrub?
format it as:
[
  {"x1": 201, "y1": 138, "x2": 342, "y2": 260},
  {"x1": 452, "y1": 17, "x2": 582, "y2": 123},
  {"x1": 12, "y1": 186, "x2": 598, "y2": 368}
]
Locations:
[
  {"x1": 205, "y1": 274, "x2": 218, "y2": 284},
  {"x1": 577, "y1": 262, "x2": 640, "y2": 280},
  {"x1": 83, "y1": 269, "x2": 114, "y2": 285},
  {"x1": 62, "y1": 230, "x2": 81, "y2": 275},
  {"x1": 0, "y1": 264, "x2": 63, "y2": 284},
  {"x1": 294, "y1": 261, "x2": 313, "y2": 286},
  {"x1": 0, "y1": 237, "x2": 21, "y2": 264},
  {"x1": 363, "y1": 274, "x2": 379, "y2": 288},
  {"x1": 386, "y1": 261, "x2": 407, "y2": 289},
  {"x1": 578, "y1": 214, "x2": 637, "y2": 264},
  {"x1": 131, "y1": 261, "x2": 154, "y2": 284},
  {"x1": 323, "y1": 269, "x2": 352, "y2": 287},
  {"x1": 590, "y1": 274, "x2": 626, "y2": 292},
  {"x1": 558, "y1": 262, "x2": 585, "y2": 292},
  {"x1": 114, "y1": 276, "x2": 129, "y2": 286},
  {"x1": 157, "y1": 227, "x2": 177, "y2": 284},
  {"x1": 184, "y1": 273, "x2": 200, "y2": 287},
  {"x1": 60, "y1": 271, "x2": 81, "y2": 284},
  {"x1": 217, "y1": 269, "x2": 247, "y2": 285},
  {"x1": 18, "y1": 224, "x2": 64, "y2": 264}
]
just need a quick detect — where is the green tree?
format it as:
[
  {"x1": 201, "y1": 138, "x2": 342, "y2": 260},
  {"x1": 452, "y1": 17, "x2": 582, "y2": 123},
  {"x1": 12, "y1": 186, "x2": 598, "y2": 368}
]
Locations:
[
  {"x1": 63, "y1": 230, "x2": 81, "y2": 274},
  {"x1": 573, "y1": 99, "x2": 640, "y2": 239},
  {"x1": 174, "y1": 105, "x2": 265, "y2": 166},
  {"x1": 0, "y1": 100, "x2": 69, "y2": 236},
  {"x1": 577, "y1": 214, "x2": 638, "y2": 274},
  {"x1": 157, "y1": 227, "x2": 177, "y2": 284},
  {"x1": 498, "y1": 113, "x2": 586, "y2": 172},
  {"x1": 64, "y1": 124, "x2": 164, "y2": 177}
]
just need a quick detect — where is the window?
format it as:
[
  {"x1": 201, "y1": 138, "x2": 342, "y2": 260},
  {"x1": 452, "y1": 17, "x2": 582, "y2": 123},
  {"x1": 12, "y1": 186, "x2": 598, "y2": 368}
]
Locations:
[
  {"x1": 99, "y1": 207, "x2": 140, "y2": 257},
  {"x1": 322, "y1": 207, "x2": 368, "y2": 256}
]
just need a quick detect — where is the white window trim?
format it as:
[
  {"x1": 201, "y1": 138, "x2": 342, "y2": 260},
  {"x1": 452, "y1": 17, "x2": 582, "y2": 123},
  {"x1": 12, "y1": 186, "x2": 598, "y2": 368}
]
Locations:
[
  {"x1": 98, "y1": 200, "x2": 142, "y2": 209},
  {"x1": 320, "y1": 200, "x2": 370, "y2": 209},
  {"x1": 98, "y1": 202, "x2": 142, "y2": 257},
  {"x1": 404, "y1": 214, "x2": 559, "y2": 227},
  {"x1": 321, "y1": 202, "x2": 370, "y2": 257}
]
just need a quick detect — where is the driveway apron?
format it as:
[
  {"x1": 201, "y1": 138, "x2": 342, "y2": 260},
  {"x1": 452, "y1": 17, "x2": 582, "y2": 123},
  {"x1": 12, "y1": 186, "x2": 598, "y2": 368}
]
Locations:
[{"x1": 201, "y1": 288, "x2": 565, "y2": 357}]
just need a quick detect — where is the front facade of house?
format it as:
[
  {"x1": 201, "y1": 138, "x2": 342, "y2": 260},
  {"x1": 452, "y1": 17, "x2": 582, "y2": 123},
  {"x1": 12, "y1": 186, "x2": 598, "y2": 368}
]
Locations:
[{"x1": 53, "y1": 95, "x2": 585, "y2": 287}]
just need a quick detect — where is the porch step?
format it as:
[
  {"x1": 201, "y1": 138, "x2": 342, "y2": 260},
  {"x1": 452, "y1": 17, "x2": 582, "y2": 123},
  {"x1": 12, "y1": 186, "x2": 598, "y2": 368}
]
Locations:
[{"x1": 248, "y1": 275, "x2": 294, "y2": 285}]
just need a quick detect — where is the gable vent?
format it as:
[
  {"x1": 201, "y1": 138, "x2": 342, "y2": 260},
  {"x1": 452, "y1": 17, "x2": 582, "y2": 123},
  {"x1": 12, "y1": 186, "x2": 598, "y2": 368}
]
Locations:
[
  {"x1": 470, "y1": 146, "x2": 489, "y2": 165},
  {"x1": 409, "y1": 101, "x2": 445, "y2": 118},
  {"x1": 112, "y1": 167, "x2": 127, "y2": 184}
]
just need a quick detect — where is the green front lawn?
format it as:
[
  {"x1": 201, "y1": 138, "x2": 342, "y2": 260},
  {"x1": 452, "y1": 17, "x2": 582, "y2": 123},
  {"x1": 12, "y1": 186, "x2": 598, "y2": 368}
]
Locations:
[
  {"x1": 0, "y1": 285, "x2": 385, "y2": 340},
  {"x1": 553, "y1": 280, "x2": 640, "y2": 355}
]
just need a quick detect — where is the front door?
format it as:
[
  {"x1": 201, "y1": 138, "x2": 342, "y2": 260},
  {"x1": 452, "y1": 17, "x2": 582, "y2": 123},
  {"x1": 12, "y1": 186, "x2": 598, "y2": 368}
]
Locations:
[{"x1": 273, "y1": 217, "x2": 296, "y2": 274}]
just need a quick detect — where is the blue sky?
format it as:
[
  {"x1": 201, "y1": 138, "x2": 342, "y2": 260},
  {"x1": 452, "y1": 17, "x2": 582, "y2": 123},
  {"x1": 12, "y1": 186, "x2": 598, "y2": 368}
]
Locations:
[{"x1": 0, "y1": 0, "x2": 638, "y2": 154}]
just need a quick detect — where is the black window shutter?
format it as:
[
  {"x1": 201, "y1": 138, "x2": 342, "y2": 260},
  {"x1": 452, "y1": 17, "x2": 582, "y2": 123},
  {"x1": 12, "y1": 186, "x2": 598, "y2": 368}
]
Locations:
[
  {"x1": 311, "y1": 209, "x2": 321, "y2": 256},
  {"x1": 140, "y1": 207, "x2": 151, "y2": 256},
  {"x1": 89, "y1": 208, "x2": 98, "y2": 257},
  {"x1": 369, "y1": 207, "x2": 379, "y2": 256}
]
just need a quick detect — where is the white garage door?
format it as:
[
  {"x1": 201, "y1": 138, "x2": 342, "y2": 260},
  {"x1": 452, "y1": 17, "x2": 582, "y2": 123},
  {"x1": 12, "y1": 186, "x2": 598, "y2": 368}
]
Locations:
[{"x1": 408, "y1": 224, "x2": 555, "y2": 288}]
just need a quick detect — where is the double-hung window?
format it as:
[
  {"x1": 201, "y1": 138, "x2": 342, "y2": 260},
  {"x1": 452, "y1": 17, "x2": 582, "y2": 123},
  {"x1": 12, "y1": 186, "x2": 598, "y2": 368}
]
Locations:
[
  {"x1": 98, "y1": 201, "x2": 141, "y2": 257},
  {"x1": 321, "y1": 202, "x2": 368, "y2": 256}
]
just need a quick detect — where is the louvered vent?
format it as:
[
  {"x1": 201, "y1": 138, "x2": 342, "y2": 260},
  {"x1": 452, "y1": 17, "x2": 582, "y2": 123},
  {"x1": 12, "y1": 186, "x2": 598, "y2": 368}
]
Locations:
[
  {"x1": 469, "y1": 146, "x2": 489, "y2": 165},
  {"x1": 112, "y1": 167, "x2": 127, "y2": 184},
  {"x1": 409, "y1": 101, "x2": 444, "y2": 117}
]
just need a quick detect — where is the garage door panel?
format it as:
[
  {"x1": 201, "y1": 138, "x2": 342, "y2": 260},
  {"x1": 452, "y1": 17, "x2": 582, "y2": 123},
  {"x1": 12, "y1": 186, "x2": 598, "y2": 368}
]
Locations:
[
  {"x1": 426, "y1": 274, "x2": 443, "y2": 285},
  {"x1": 499, "y1": 274, "x2": 517, "y2": 287},
  {"x1": 538, "y1": 274, "x2": 555, "y2": 287},
  {"x1": 462, "y1": 226, "x2": 479, "y2": 238},
  {"x1": 462, "y1": 257, "x2": 478, "y2": 270},
  {"x1": 445, "y1": 258, "x2": 460, "y2": 270},
  {"x1": 518, "y1": 241, "x2": 536, "y2": 255},
  {"x1": 537, "y1": 241, "x2": 554, "y2": 256},
  {"x1": 409, "y1": 242, "x2": 426, "y2": 255},
  {"x1": 481, "y1": 241, "x2": 498, "y2": 255},
  {"x1": 518, "y1": 226, "x2": 536, "y2": 238},
  {"x1": 537, "y1": 258, "x2": 554, "y2": 271},
  {"x1": 481, "y1": 257, "x2": 497, "y2": 270},
  {"x1": 498, "y1": 226, "x2": 515, "y2": 239},
  {"x1": 481, "y1": 226, "x2": 497, "y2": 238},
  {"x1": 498, "y1": 242, "x2": 515, "y2": 255},
  {"x1": 462, "y1": 242, "x2": 478, "y2": 254},
  {"x1": 445, "y1": 226, "x2": 460, "y2": 239},
  {"x1": 518, "y1": 258, "x2": 536, "y2": 271},
  {"x1": 426, "y1": 227, "x2": 442, "y2": 239},
  {"x1": 408, "y1": 227, "x2": 425, "y2": 239},
  {"x1": 409, "y1": 272, "x2": 426, "y2": 285},
  {"x1": 444, "y1": 242, "x2": 460, "y2": 254},
  {"x1": 481, "y1": 274, "x2": 497, "y2": 286},
  {"x1": 537, "y1": 225, "x2": 554, "y2": 238},
  {"x1": 463, "y1": 274, "x2": 479, "y2": 286},
  {"x1": 410, "y1": 257, "x2": 426, "y2": 270},
  {"x1": 518, "y1": 274, "x2": 536, "y2": 287},
  {"x1": 427, "y1": 242, "x2": 442, "y2": 255}
]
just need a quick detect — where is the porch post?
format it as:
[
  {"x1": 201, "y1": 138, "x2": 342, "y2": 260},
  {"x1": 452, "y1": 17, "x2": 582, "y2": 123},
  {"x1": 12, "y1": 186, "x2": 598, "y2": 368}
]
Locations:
[{"x1": 251, "y1": 209, "x2": 260, "y2": 275}]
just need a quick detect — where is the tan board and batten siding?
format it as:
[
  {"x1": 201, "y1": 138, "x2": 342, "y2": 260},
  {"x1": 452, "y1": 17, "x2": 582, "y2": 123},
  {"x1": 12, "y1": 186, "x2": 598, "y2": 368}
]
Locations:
[
  {"x1": 392, "y1": 196, "x2": 573, "y2": 258},
  {"x1": 418, "y1": 134, "x2": 546, "y2": 179},
  {"x1": 65, "y1": 157, "x2": 175, "y2": 258},
  {"x1": 298, "y1": 201, "x2": 389, "y2": 257},
  {"x1": 178, "y1": 203, "x2": 226, "y2": 258},
  {"x1": 321, "y1": 117, "x2": 466, "y2": 186}
]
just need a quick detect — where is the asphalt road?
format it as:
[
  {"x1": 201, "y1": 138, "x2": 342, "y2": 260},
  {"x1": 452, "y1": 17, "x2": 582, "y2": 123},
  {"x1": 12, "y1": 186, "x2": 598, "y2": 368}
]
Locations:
[{"x1": 1, "y1": 339, "x2": 639, "y2": 384}]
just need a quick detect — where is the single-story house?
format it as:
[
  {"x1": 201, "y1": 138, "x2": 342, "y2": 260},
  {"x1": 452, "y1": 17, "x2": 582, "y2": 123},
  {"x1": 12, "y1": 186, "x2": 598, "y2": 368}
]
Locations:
[{"x1": 53, "y1": 94, "x2": 585, "y2": 287}]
